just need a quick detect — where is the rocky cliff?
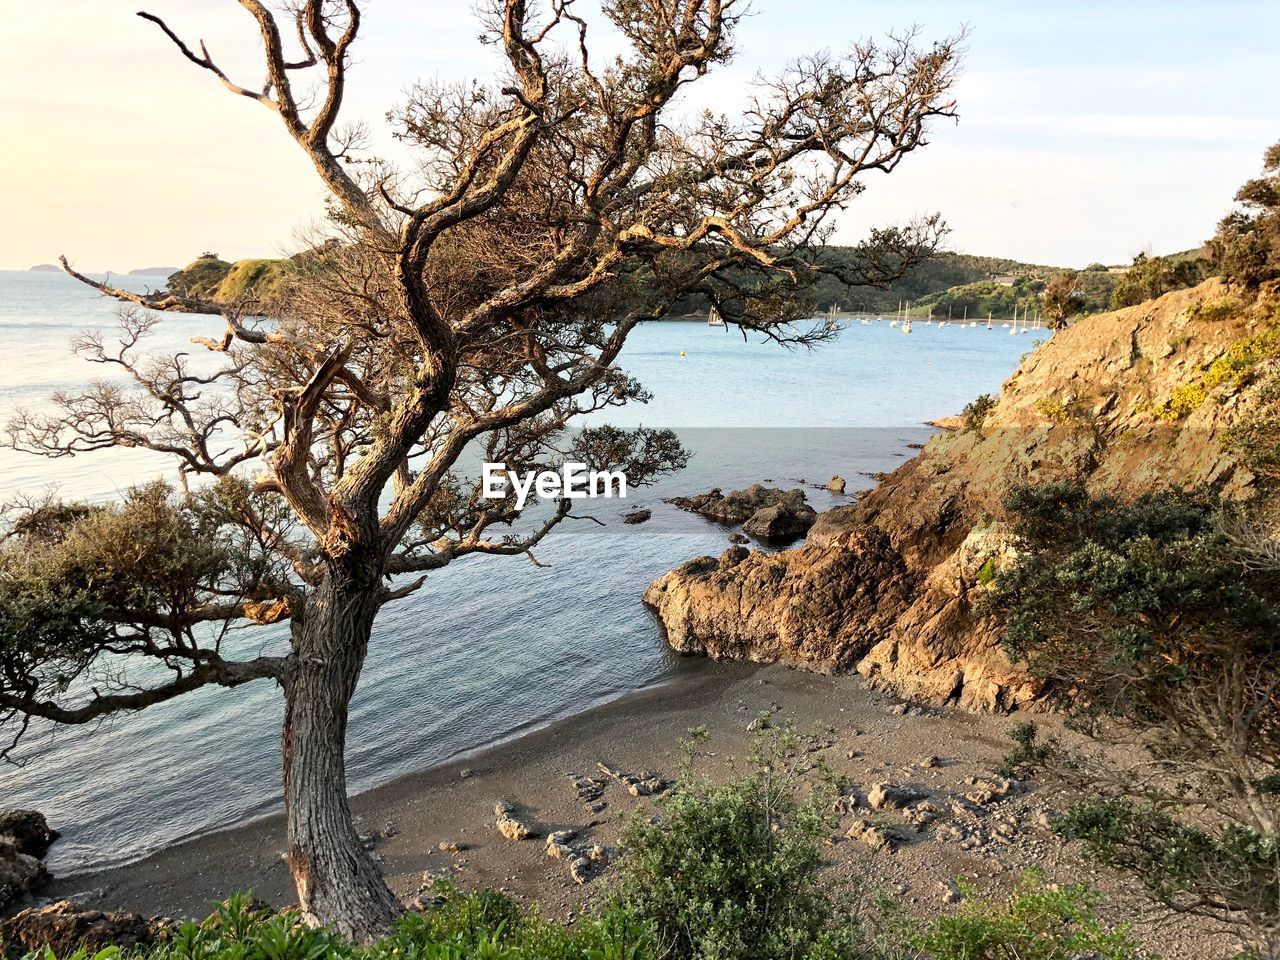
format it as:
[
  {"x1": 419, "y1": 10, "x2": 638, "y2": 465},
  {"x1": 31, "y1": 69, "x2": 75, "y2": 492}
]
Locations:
[{"x1": 645, "y1": 280, "x2": 1274, "y2": 711}]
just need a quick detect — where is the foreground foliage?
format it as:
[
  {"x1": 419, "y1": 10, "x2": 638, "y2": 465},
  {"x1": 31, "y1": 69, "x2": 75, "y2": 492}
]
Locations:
[
  {"x1": 610, "y1": 726, "x2": 854, "y2": 960},
  {"x1": 12, "y1": 872, "x2": 1146, "y2": 960},
  {"x1": 910, "y1": 871, "x2": 1136, "y2": 960}
]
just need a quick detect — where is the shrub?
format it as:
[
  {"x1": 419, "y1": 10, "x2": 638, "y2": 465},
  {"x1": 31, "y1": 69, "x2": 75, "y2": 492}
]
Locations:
[
  {"x1": 962, "y1": 394, "x2": 996, "y2": 433},
  {"x1": 988, "y1": 482, "x2": 1280, "y2": 952},
  {"x1": 1033, "y1": 396, "x2": 1070, "y2": 423},
  {"x1": 912, "y1": 871, "x2": 1138, "y2": 960},
  {"x1": 24, "y1": 889, "x2": 658, "y2": 960},
  {"x1": 1207, "y1": 141, "x2": 1280, "y2": 288},
  {"x1": 609, "y1": 727, "x2": 857, "y2": 960},
  {"x1": 1110, "y1": 252, "x2": 1203, "y2": 309},
  {"x1": 1055, "y1": 799, "x2": 1280, "y2": 922},
  {"x1": 996, "y1": 721, "x2": 1065, "y2": 779},
  {"x1": 1152, "y1": 381, "x2": 1207, "y2": 420}
]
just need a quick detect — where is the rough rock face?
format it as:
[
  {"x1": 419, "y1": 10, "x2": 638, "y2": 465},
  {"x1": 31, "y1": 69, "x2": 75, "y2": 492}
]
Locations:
[
  {"x1": 0, "y1": 811, "x2": 60, "y2": 861},
  {"x1": 669, "y1": 485, "x2": 816, "y2": 541},
  {"x1": 0, "y1": 901, "x2": 169, "y2": 958},
  {"x1": 646, "y1": 281, "x2": 1268, "y2": 709},
  {"x1": 0, "y1": 810, "x2": 58, "y2": 914},
  {"x1": 643, "y1": 532, "x2": 914, "y2": 673}
]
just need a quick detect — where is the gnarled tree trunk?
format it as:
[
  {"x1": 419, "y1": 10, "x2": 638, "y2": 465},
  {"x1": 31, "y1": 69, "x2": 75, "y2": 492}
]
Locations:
[{"x1": 282, "y1": 572, "x2": 401, "y2": 941}]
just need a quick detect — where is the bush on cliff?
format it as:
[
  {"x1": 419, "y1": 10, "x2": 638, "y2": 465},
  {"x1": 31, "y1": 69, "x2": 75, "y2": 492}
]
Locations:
[
  {"x1": 989, "y1": 481, "x2": 1280, "y2": 954},
  {"x1": 1209, "y1": 140, "x2": 1280, "y2": 289}
]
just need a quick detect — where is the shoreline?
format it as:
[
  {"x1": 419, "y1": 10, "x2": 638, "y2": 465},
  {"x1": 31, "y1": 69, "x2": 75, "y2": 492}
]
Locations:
[
  {"x1": 39, "y1": 659, "x2": 1228, "y2": 958},
  {"x1": 48, "y1": 657, "x2": 760, "y2": 918}
]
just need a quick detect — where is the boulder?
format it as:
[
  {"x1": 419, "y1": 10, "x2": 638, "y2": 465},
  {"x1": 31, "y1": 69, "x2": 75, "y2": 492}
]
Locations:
[
  {"x1": 622, "y1": 508, "x2": 652, "y2": 525},
  {"x1": 496, "y1": 816, "x2": 533, "y2": 841},
  {"x1": 826, "y1": 475, "x2": 846, "y2": 493},
  {"x1": 0, "y1": 901, "x2": 168, "y2": 958},
  {"x1": 742, "y1": 501, "x2": 816, "y2": 540},
  {"x1": 866, "y1": 782, "x2": 925, "y2": 811},
  {"x1": 844, "y1": 818, "x2": 895, "y2": 852},
  {"x1": 0, "y1": 811, "x2": 60, "y2": 860},
  {"x1": 0, "y1": 839, "x2": 47, "y2": 913}
]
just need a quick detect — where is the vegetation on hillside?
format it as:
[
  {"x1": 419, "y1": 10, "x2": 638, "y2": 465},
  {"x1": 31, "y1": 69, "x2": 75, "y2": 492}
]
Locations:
[
  {"x1": 166, "y1": 253, "x2": 292, "y2": 304},
  {"x1": 989, "y1": 482, "x2": 1280, "y2": 955},
  {"x1": 1209, "y1": 141, "x2": 1280, "y2": 289}
]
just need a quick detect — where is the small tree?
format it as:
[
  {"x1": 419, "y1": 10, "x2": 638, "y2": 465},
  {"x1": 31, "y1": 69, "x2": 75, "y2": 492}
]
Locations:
[
  {"x1": 1209, "y1": 140, "x2": 1280, "y2": 289},
  {"x1": 1041, "y1": 270, "x2": 1082, "y2": 330},
  {"x1": 1, "y1": 0, "x2": 960, "y2": 940},
  {"x1": 1109, "y1": 252, "x2": 1203, "y2": 309}
]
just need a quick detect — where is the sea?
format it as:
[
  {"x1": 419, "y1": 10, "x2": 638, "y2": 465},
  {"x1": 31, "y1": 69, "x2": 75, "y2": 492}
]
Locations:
[{"x1": 0, "y1": 268, "x2": 1039, "y2": 873}]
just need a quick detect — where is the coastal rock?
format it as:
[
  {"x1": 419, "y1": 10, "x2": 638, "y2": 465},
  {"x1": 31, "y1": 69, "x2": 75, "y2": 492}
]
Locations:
[
  {"x1": 669, "y1": 485, "x2": 816, "y2": 542},
  {"x1": 741, "y1": 501, "x2": 817, "y2": 540},
  {"x1": 643, "y1": 527, "x2": 915, "y2": 672},
  {"x1": 646, "y1": 281, "x2": 1259, "y2": 711},
  {"x1": 826, "y1": 475, "x2": 846, "y2": 493},
  {"x1": 845, "y1": 818, "x2": 895, "y2": 852},
  {"x1": 0, "y1": 811, "x2": 59, "y2": 912},
  {"x1": 964, "y1": 776, "x2": 1021, "y2": 806},
  {"x1": 0, "y1": 811, "x2": 60, "y2": 860},
  {"x1": 0, "y1": 839, "x2": 47, "y2": 913},
  {"x1": 622, "y1": 508, "x2": 652, "y2": 525},
  {"x1": 0, "y1": 901, "x2": 169, "y2": 958},
  {"x1": 546, "y1": 841, "x2": 574, "y2": 861}
]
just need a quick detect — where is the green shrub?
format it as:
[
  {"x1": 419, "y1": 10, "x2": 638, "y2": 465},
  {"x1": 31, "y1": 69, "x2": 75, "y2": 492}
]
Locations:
[
  {"x1": 962, "y1": 394, "x2": 997, "y2": 433},
  {"x1": 912, "y1": 871, "x2": 1138, "y2": 960},
  {"x1": 987, "y1": 482, "x2": 1280, "y2": 950},
  {"x1": 1033, "y1": 396, "x2": 1070, "y2": 423},
  {"x1": 1056, "y1": 799, "x2": 1280, "y2": 922},
  {"x1": 996, "y1": 721, "x2": 1065, "y2": 779},
  {"x1": 609, "y1": 727, "x2": 856, "y2": 960}
]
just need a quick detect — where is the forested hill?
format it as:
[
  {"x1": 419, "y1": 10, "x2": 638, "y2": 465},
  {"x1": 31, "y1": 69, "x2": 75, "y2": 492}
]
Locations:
[
  {"x1": 809, "y1": 250, "x2": 1057, "y2": 314},
  {"x1": 164, "y1": 248, "x2": 1060, "y2": 316}
]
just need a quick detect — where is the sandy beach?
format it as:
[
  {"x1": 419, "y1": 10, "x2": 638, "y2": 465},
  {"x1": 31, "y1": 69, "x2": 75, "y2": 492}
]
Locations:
[{"x1": 46, "y1": 660, "x2": 1233, "y2": 959}]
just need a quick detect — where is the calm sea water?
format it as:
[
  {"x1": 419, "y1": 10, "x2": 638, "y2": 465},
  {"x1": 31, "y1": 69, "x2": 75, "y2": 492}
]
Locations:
[{"x1": 0, "y1": 269, "x2": 1037, "y2": 873}]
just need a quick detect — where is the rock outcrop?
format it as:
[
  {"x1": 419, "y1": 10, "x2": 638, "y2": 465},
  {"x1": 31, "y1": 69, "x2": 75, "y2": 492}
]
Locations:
[
  {"x1": 0, "y1": 810, "x2": 58, "y2": 914},
  {"x1": 0, "y1": 901, "x2": 169, "y2": 958},
  {"x1": 669, "y1": 485, "x2": 816, "y2": 541},
  {"x1": 646, "y1": 280, "x2": 1270, "y2": 709},
  {"x1": 644, "y1": 532, "x2": 913, "y2": 672}
]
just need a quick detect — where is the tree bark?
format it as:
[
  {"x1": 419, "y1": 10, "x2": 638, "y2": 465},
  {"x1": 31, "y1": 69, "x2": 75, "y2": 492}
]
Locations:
[{"x1": 282, "y1": 571, "x2": 401, "y2": 941}]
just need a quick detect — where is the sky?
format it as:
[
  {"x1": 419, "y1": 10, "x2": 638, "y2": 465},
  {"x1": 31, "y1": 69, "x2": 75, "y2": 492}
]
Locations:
[{"x1": 1, "y1": 1, "x2": 1277, "y2": 272}]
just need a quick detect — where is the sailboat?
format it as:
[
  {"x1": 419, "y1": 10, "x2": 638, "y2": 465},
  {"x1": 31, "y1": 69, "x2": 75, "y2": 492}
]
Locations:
[{"x1": 708, "y1": 305, "x2": 724, "y2": 327}]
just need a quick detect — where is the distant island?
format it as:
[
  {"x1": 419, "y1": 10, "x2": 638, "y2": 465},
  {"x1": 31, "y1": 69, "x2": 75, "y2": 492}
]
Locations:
[
  {"x1": 128, "y1": 266, "x2": 180, "y2": 276},
  {"x1": 28, "y1": 263, "x2": 60, "y2": 272}
]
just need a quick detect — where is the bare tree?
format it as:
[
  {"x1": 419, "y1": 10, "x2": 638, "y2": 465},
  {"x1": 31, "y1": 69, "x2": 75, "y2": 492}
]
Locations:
[{"x1": 2, "y1": 0, "x2": 960, "y2": 938}]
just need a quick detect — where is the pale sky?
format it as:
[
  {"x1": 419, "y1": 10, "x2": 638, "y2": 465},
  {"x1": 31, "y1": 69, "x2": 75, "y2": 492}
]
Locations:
[{"x1": 2, "y1": 1, "x2": 1277, "y2": 272}]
